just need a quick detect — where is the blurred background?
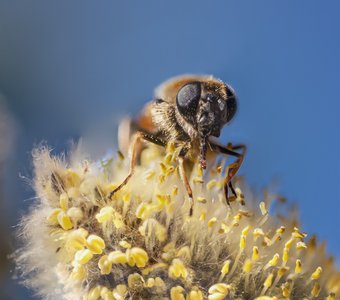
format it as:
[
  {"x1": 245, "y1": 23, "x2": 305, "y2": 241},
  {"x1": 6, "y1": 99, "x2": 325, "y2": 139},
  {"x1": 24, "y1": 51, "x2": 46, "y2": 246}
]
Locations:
[{"x1": 0, "y1": 1, "x2": 339, "y2": 299}]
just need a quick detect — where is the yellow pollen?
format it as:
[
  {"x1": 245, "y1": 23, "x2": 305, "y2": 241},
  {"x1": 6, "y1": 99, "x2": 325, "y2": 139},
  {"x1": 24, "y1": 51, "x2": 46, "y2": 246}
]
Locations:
[
  {"x1": 145, "y1": 170, "x2": 156, "y2": 180},
  {"x1": 207, "y1": 179, "x2": 217, "y2": 190},
  {"x1": 74, "y1": 249, "x2": 93, "y2": 264},
  {"x1": 221, "y1": 260, "x2": 231, "y2": 275},
  {"x1": 199, "y1": 211, "x2": 206, "y2": 221},
  {"x1": 126, "y1": 247, "x2": 149, "y2": 268},
  {"x1": 296, "y1": 241, "x2": 307, "y2": 250},
  {"x1": 253, "y1": 228, "x2": 265, "y2": 240},
  {"x1": 172, "y1": 185, "x2": 178, "y2": 196},
  {"x1": 311, "y1": 282, "x2": 321, "y2": 297},
  {"x1": 243, "y1": 258, "x2": 253, "y2": 273},
  {"x1": 240, "y1": 235, "x2": 246, "y2": 250},
  {"x1": 327, "y1": 293, "x2": 336, "y2": 300},
  {"x1": 70, "y1": 264, "x2": 86, "y2": 281},
  {"x1": 170, "y1": 286, "x2": 185, "y2": 300},
  {"x1": 57, "y1": 211, "x2": 73, "y2": 230},
  {"x1": 208, "y1": 283, "x2": 231, "y2": 300},
  {"x1": 282, "y1": 247, "x2": 289, "y2": 264},
  {"x1": 208, "y1": 217, "x2": 218, "y2": 228},
  {"x1": 252, "y1": 246, "x2": 259, "y2": 261},
  {"x1": 95, "y1": 206, "x2": 114, "y2": 223},
  {"x1": 47, "y1": 208, "x2": 63, "y2": 224},
  {"x1": 197, "y1": 196, "x2": 206, "y2": 203},
  {"x1": 87, "y1": 286, "x2": 101, "y2": 300},
  {"x1": 284, "y1": 238, "x2": 294, "y2": 249},
  {"x1": 119, "y1": 240, "x2": 131, "y2": 249},
  {"x1": 98, "y1": 255, "x2": 112, "y2": 275},
  {"x1": 310, "y1": 266, "x2": 322, "y2": 280},
  {"x1": 108, "y1": 250, "x2": 127, "y2": 264},
  {"x1": 187, "y1": 290, "x2": 203, "y2": 300},
  {"x1": 168, "y1": 259, "x2": 188, "y2": 279},
  {"x1": 86, "y1": 235, "x2": 105, "y2": 254},
  {"x1": 59, "y1": 192, "x2": 69, "y2": 211},
  {"x1": 112, "y1": 284, "x2": 127, "y2": 300},
  {"x1": 242, "y1": 225, "x2": 251, "y2": 236},
  {"x1": 295, "y1": 259, "x2": 302, "y2": 274},
  {"x1": 265, "y1": 253, "x2": 279, "y2": 269}
]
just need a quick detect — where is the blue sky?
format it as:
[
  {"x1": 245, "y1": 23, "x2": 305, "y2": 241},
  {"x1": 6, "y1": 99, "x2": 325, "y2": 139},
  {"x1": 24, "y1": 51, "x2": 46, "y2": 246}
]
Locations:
[{"x1": 0, "y1": 1, "x2": 339, "y2": 298}]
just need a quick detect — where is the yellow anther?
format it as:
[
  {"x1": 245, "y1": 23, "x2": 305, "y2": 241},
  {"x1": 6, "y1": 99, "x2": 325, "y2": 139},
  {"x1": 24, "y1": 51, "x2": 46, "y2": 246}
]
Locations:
[
  {"x1": 282, "y1": 247, "x2": 289, "y2": 263},
  {"x1": 284, "y1": 238, "x2": 294, "y2": 249},
  {"x1": 167, "y1": 142, "x2": 176, "y2": 153},
  {"x1": 187, "y1": 290, "x2": 203, "y2": 300},
  {"x1": 266, "y1": 253, "x2": 279, "y2": 268},
  {"x1": 164, "y1": 153, "x2": 173, "y2": 165},
  {"x1": 59, "y1": 192, "x2": 69, "y2": 210},
  {"x1": 70, "y1": 264, "x2": 86, "y2": 281},
  {"x1": 176, "y1": 246, "x2": 191, "y2": 261},
  {"x1": 221, "y1": 260, "x2": 231, "y2": 275},
  {"x1": 278, "y1": 266, "x2": 289, "y2": 276},
  {"x1": 263, "y1": 273, "x2": 274, "y2": 289},
  {"x1": 98, "y1": 255, "x2": 112, "y2": 275},
  {"x1": 112, "y1": 211, "x2": 124, "y2": 229},
  {"x1": 87, "y1": 235, "x2": 105, "y2": 254},
  {"x1": 292, "y1": 227, "x2": 307, "y2": 239},
  {"x1": 127, "y1": 273, "x2": 145, "y2": 291},
  {"x1": 197, "y1": 164, "x2": 203, "y2": 177},
  {"x1": 219, "y1": 222, "x2": 230, "y2": 234},
  {"x1": 100, "y1": 287, "x2": 114, "y2": 300},
  {"x1": 67, "y1": 187, "x2": 80, "y2": 198},
  {"x1": 67, "y1": 207, "x2": 83, "y2": 221},
  {"x1": 126, "y1": 247, "x2": 149, "y2": 268},
  {"x1": 119, "y1": 240, "x2": 131, "y2": 249},
  {"x1": 169, "y1": 259, "x2": 188, "y2": 279},
  {"x1": 112, "y1": 284, "x2": 127, "y2": 300},
  {"x1": 108, "y1": 250, "x2": 127, "y2": 264},
  {"x1": 74, "y1": 249, "x2": 93, "y2": 264},
  {"x1": 281, "y1": 281, "x2": 292, "y2": 297},
  {"x1": 243, "y1": 258, "x2": 253, "y2": 273},
  {"x1": 240, "y1": 235, "x2": 246, "y2": 250},
  {"x1": 170, "y1": 286, "x2": 185, "y2": 300},
  {"x1": 146, "y1": 277, "x2": 155, "y2": 288},
  {"x1": 253, "y1": 228, "x2": 265, "y2": 239},
  {"x1": 208, "y1": 283, "x2": 230, "y2": 300},
  {"x1": 95, "y1": 206, "x2": 114, "y2": 223},
  {"x1": 122, "y1": 192, "x2": 130, "y2": 202},
  {"x1": 254, "y1": 297, "x2": 275, "y2": 300},
  {"x1": 47, "y1": 208, "x2": 63, "y2": 223},
  {"x1": 145, "y1": 170, "x2": 156, "y2": 180},
  {"x1": 193, "y1": 177, "x2": 204, "y2": 184},
  {"x1": 197, "y1": 196, "x2": 206, "y2": 203},
  {"x1": 327, "y1": 293, "x2": 336, "y2": 300},
  {"x1": 87, "y1": 286, "x2": 101, "y2": 300},
  {"x1": 154, "y1": 277, "x2": 166, "y2": 288},
  {"x1": 142, "y1": 263, "x2": 167, "y2": 275},
  {"x1": 65, "y1": 169, "x2": 81, "y2": 188},
  {"x1": 311, "y1": 282, "x2": 321, "y2": 297},
  {"x1": 160, "y1": 162, "x2": 167, "y2": 174},
  {"x1": 65, "y1": 228, "x2": 88, "y2": 251},
  {"x1": 199, "y1": 211, "x2": 206, "y2": 221},
  {"x1": 252, "y1": 246, "x2": 259, "y2": 261},
  {"x1": 57, "y1": 211, "x2": 73, "y2": 230},
  {"x1": 136, "y1": 203, "x2": 151, "y2": 220},
  {"x1": 276, "y1": 226, "x2": 285, "y2": 234},
  {"x1": 242, "y1": 225, "x2": 251, "y2": 236},
  {"x1": 208, "y1": 217, "x2": 217, "y2": 228},
  {"x1": 310, "y1": 266, "x2": 322, "y2": 280},
  {"x1": 206, "y1": 179, "x2": 217, "y2": 190},
  {"x1": 295, "y1": 259, "x2": 302, "y2": 274},
  {"x1": 296, "y1": 241, "x2": 307, "y2": 250},
  {"x1": 259, "y1": 202, "x2": 267, "y2": 215},
  {"x1": 172, "y1": 185, "x2": 178, "y2": 196}
]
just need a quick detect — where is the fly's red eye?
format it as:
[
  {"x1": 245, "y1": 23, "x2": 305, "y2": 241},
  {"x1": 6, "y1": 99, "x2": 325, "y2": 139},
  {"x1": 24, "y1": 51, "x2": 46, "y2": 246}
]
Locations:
[{"x1": 176, "y1": 82, "x2": 201, "y2": 121}]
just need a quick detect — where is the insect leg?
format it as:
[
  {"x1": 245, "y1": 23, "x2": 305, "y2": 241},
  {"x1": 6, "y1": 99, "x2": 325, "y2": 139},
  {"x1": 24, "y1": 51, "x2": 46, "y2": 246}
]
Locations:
[
  {"x1": 210, "y1": 142, "x2": 247, "y2": 206},
  {"x1": 177, "y1": 147, "x2": 194, "y2": 216},
  {"x1": 108, "y1": 131, "x2": 165, "y2": 199}
]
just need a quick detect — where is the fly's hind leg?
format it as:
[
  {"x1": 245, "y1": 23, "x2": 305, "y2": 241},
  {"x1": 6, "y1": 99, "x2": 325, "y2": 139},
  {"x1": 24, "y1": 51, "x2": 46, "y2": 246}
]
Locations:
[
  {"x1": 210, "y1": 142, "x2": 247, "y2": 206},
  {"x1": 108, "y1": 131, "x2": 165, "y2": 200}
]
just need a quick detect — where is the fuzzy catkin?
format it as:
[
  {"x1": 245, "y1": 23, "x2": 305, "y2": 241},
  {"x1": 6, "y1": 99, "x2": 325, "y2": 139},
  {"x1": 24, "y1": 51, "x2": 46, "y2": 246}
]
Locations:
[{"x1": 15, "y1": 144, "x2": 340, "y2": 300}]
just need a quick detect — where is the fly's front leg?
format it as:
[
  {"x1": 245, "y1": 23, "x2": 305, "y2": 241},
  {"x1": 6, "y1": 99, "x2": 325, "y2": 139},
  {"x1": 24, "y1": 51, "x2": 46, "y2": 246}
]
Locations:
[
  {"x1": 177, "y1": 147, "x2": 194, "y2": 216},
  {"x1": 210, "y1": 141, "x2": 247, "y2": 206},
  {"x1": 108, "y1": 131, "x2": 165, "y2": 199}
]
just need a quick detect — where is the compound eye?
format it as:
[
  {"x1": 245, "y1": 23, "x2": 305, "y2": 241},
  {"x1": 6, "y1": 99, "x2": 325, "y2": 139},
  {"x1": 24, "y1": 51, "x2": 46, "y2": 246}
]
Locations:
[
  {"x1": 224, "y1": 84, "x2": 237, "y2": 122},
  {"x1": 176, "y1": 82, "x2": 201, "y2": 119}
]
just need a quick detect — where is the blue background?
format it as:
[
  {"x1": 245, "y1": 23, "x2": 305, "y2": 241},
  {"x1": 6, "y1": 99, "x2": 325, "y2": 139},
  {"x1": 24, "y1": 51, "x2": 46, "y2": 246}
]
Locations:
[{"x1": 0, "y1": 1, "x2": 339, "y2": 299}]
